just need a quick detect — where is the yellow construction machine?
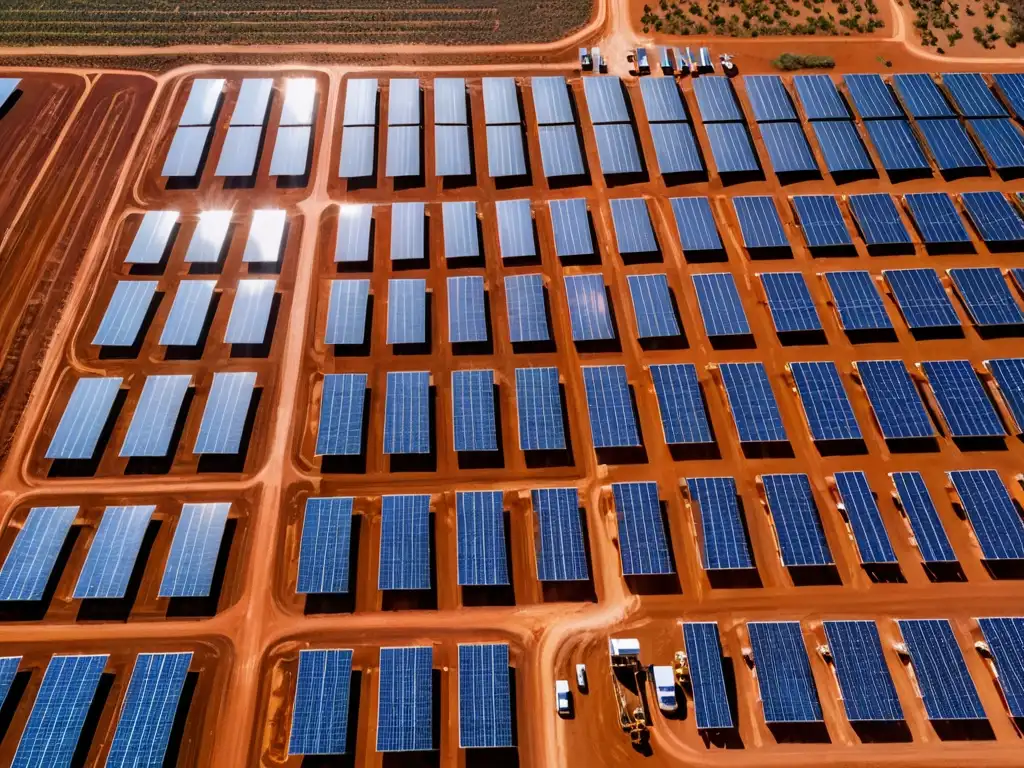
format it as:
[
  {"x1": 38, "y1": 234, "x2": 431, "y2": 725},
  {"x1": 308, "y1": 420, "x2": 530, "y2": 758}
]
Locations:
[{"x1": 609, "y1": 639, "x2": 650, "y2": 746}]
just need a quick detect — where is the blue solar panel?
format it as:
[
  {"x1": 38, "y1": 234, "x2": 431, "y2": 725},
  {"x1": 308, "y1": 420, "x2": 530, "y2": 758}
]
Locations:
[
  {"x1": 948, "y1": 469, "x2": 1024, "y2": 560},
  {"x1": 564, "y1": 274, "x2": 615, "y2": 341},
  {"x1": 692, "y1": 273, "x2": 749, "y2": 338},
  {"x1": 224, "y1": 278, "x2": 276, "y2": 343},
  {"x1": 682, "y1": 622, "x2": 734, "y2": 729},
  {"x1": 383, "y1": 371, "x2": 430, "y2": 455},
  {"x1": 162, "y1": 126, "x2": 210, "y2": 177},
  {"x1": 495, "y1": 200, "x2": 535, "y2": 260},
  {"x1": 289, "y1": 649, "x2": 353, "y2": 756},
  {"x1": 12, "y1": 654, "x2": 107, "y2": 768},
  {"x1": 670, "y1": 197, "x2": 723, "y2": 253},
  {"x1": 326, "y1": 280, "x2": 370, "y2": 346},
  {"x1": 861, "y1": 119, "x2": 930, "y2": 171},
  {"x1": 627, "y1": 274, "x2": 680, "y2": 338},
  {"x1": 447, "y1": 276, "x2": 487, "y2": 344},
  {"x1": 745, "y1": 75, "x2": 796, "y2": 121},
  {"x1": 45, "y1": 376, "x2": 122, "y2": 460},
  {"x1": 693, "y1": 76, "x2": 743, "y2": 122},
  {"x1": 531, "y1": 76, "x2": 573, "y2": 124},
  {"x1": 107, "y1": 652, "x2": 193, "y2": 767},
  {"x1": 179, "y1": 77, "x2": 224, "y2": 126},
  {"x1": 93, "y1": 281, "x2": 158, "y2": 347},
  {"x1": 378, "y1": 495, "x2": 431, "y2": 591},
  {"x1": 811, "y1": 120, "x2": 873, "y2": 173},
  {"x1": 719, "y1": 362, "x2": 788, "y2": 443},
  {"x1": 986, "y1": 358, "x2": 1024, "y2": 432},
  {"x1": 890, "y1": 472, "x2": 957, "y2": 563},
  {"x1": 532, "y1": 487, "x2": 588, "y2": 581},
  {"x1": 898, "y1": 619, "x2": 985, "y2": 720},
  {"x1": 159, "y1": 502, "x2": 230, "y2": 598},
  {"x1": 916, "y1": 118, "x2": 985, "y2": 171},
  {"x1": 922, "y1": 360, "x2": 1004, "y2": 438},
  {"x1": 833, "y1": 472, "x2": 897, "y2": 565},
  {"x1": 0, "y1": 656, "x2": 20, "y2": 711},
  {"x1": 789, "y1": 361, "x2": 861, "y2": 442},
  {"x1": 893, "y1": 73, "x2": 954, "y2": 118},
  {"x1": 504, "y1": 274, "x2": 548, "y2": 344},
  {"x1": 884, "y1": 268, "x2": 961, "y2": 329},
  {"x1": 486, "y1": 125, "x2": 526, "y2": 178},
  {"x1": 377, "y1": 646, "x2": 432, "y2": 752},
  {"x1": 456, "y1": 491, "x2": 508, "y2": 586},
  {"x1": 442, "y1": 201, "x2": 479, "y2": 259},
  {"x1": 648, "y1": 122, "x2": 704, "y2": 175},
  {"x1": 482, "y1": 77, "x2": 520, "y2": 124},
  {"x1": 960, "y1": 190, "x2": 1024, "y2": 243},
  {"x1": 343, "y1": 78, "x2": 378, "y2": 126},
  {"x1": 609, "y1": 198, "x2": 658, "y2": 255},
  {"x1": 704, "y1": 122, "x2": 760, "y2": 174},
  {"x1": 822, "y1": 621, "x2": 903, "y2": 722},
  {"x1": 684, "y1": 477, "x2": 754, "y2": 570},
  {"x1": 537, "y1": 125, "x2": 585, "y2": 177},
  {"x1": 905, "y1": 192, "x2": 972, "y2": 245},
  {"x1": 458, "y1": 644, "x2": 514, "y2": 748},
  {"x1": 856, "y1": 360, "x2": 935, "y2": 440},
  {"x1": 297, "y1": 497, "x2": 353, "y2": 594},
  {"x1": 760, "y1": 273, "x2": 821, "y2": 333},
  {"x1": 316, "y1": 374, "x2": 367, "y2": 457},
  {"x1": 848, "y1": 193, "x2": 913, "y2": 246},
  {"x1": 515, "y1": 367, "x2": 565, "y2": 452},
  {"x1": 338, "y1": 126, "x2": 375, "y2": 178},
  {"x1": 194, "y1": 371, "x2": 257, "y2": 455},
  {"x1": 434, "y1": 77, "x2": 467, "y2": 124},
  {"x1": 161, "y1": 280, "x2": 215, "y2": 346},
  {"x1": 452, "y1": 369, "x2": 497, "y2": 452},
  {"x1": 184, "y1": 212, "x2": 231, "y2": 263},
  {"x1": 760, "y1": 473, "x2": 833, "y2": 567},
  {"x1": 387, "y1": 78, "x2": 420, "y2": 126},
  {"x1": 794, "y1": 75, "x2": 848, "y2": 119},
  {"x1": 612, "y1": 481, "x2": 673, "y2": 576},
  {"x1": 791, "y1": 195, "x2": 852, "y2": 249},
  {"x1": 758, "y1": 122, "x2": 818, "y2": 174},
  {"x1": 549, "y1": 198, "x2": 593, "y2": 258},
  {"x1": 970, "y1": 117, "x2": 1024, "y2": 169},
  {"x1": 733, "y1": 196, "x2": 788, "y2": 249},
  {"x1": 0, "y1": 506, "x2": 78, "y2": 601},
  {"x1": 844, "y1": 74, "x2": 903, "y2": 119},
  {"x1": 119, "y1": 374, "x2": 191, "y2": 458},
  {"x1": 649, "y1": 363, "x2": 712, "y2": 445},
  {"x1": 943, "y1": 73, "x2": 1006, "y2": 117},
  {"x1": 639, "y1": 76, "x2": 687, "y2": 122},
  {"x1": 994, "y1": 73, "x2": 1024, "y2": 119},
  {"x1": 583, "y1": 365, "x2": 640, "y2": 448},
  {"x1": 390, "y1": 202, "x2": 425, "y2": 262},
  {"x1": 978, "y1": 617, "x2": 1024, "y2": 717},
  {"x1": 73, "y1": 505, "x2": 153, "y2": 599},
  {"x1": 824, "y1": 271, "x2": 893, "y2": 331},
  {"x1": 386, "y1": 278, "x2": 426, "y2": 345},
  {"x1": 582, "y1": 75, "x2": 629, "y2": 124},
  {"x1": 747, "y1": 621, "x2": 822, "y2": 723}
]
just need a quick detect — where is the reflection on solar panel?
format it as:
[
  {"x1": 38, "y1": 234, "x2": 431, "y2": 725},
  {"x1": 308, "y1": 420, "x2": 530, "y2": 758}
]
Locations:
[
  {"x1": 377, "y1": 646, "x2": 432, "y2": 752},
  {"x1": 180, "y1": 78, "x2": 224, "y2": 126},
  {"x1": 532, "y1": 487, "x2": 587, "y2": 581},
  {"x1": 961, "y1": 191, "x2": 1024, "y2": 243},
  {"x1": 692, "y1": 273, "x2": 749, "y2": 338},
  {"x1": 531, "y1": 76, "x2": 573, "y2": 124},
  {"x1": 378, "y1": 495, "x2": 431, "y2": 590},
  {"x1": 994, "y1": 73, "x2": 1024, "y2": 118},
  {"x1": 977, "y1": 617, "x2": 1024, "y2": 717},
  {"x1": 583, "y1": 365, "x2": 640, "y2": 448},
  {"x1": 452, "y1": 369, "x2": 497, "y2": 452},
  {"x1": 93, "y1": 281, "x2": 158, "y2": 347},
  {"x1": 126, "y1": 210, "x2": 179, "y2": 265},
  {"x1": 719, "y1": 362, "x2": 788, "y2": 443},
  {"x1": 73, "y1": 505, "x2": 153, "y2": 599},
  {"x1": 744, "y1": 75, "x2": 796, "y2": 121},
  {"x1": 693, "y1": 77, "x2": 743, "y2": 122},
  {"x1": 593, "y1": 123, "x2": 643, "y2": 175},
  {"x1": 890, "y1": 471, "x2": 957, "y2": 563},
  {"x1": 45, "y1": 376, "x2": 122, "y2": 460},
  {"x1": 916, "y1": 118, "x2": 985, "y2": 170},
  {"x1": 582, "y1": 76, "x2": 629, "y2": 124},
  {"x1": 825, "y1": 271, "x2": 893, "y2": 331},
  {"x1": 458, "y1": 644, "x2": 514, "y2": 749},
  {"x1": 289, "y1": 649, "x2": 353, "y2": 756},
  {"x1": 671, "y1": 197, "x2": 723, "y2": 253},
  {"x1": 12, "y1": 654, "x2": 107, "y2": 768},
  {"x1": 390, "y1": 202, "x2": 425, "y2": 261},
  {"x1": 215, "y1": 125, "x2": 263, "y2": 176},
  {"x1": 969, "y1": 117, "x2": 1024, "y2": 169},
  {"x1": 194, "y1": 371, "x2": 257, "y2": 455},
  {"x1": 861, "y1": 119, "x2": 930, "y2": 171},
  {"x1": 789, "y1": 361, "x2": 860, "y2": 442},
  {"x1": 948, "y1": 469, "x2": 1024, "y2": 560},
  {"x1": 761, "y1": 473, "x2": 833, "y2": 567},
  {"x1": 649, "y1": 122, "x2": 704, "y2": 175},
  {"x1": 884, "y1": 268, "x2": 960, "y2": 330},
  {"x1": 833, "y1": 472, "x2": 897, "y2": 564},
  {"x1": 759, "y1": 122, "x2": 818, "y2": 174},
  {"x1": 486, "y1": 125, "x2": 527, "y2": 177},
  {"x1": 386, "y1": 278, "x2": 426, "y2": 345},
  {"x1": 504, "y1": 275, "x2": 548, "y2": 343},
  {"x1": 297, "y1": 497, "x2": 353, "y2": 594},
  {"x1": 760, "y1": 273, "x2": 822, "y2": 333},
  {"x1": 482, "y1": 77, "x2": 520, "y2": 124},
  {"x1": 230, "y1": 78, "x2": 273, "y2": 126},
  {"x1": 810, "y1": 120, "x2": 873, "y2": 173},
  {"x1": 225, "y1": 279, "x2": 276, "y2": 344},
  {"x1": 162, "y1": 126, "x2": 211, "y2": 177},
  {"x1": 791, "y1": 195, "x2": 852, "y2": 249},
  {"x1": 942, "y1": 73, "x2": 1005, "y2": 117},
  {"x1": 388, "y1": 78, "x2": 420, "y2": 126},
  {"x1": 794, "y1": 74, "x2": 848, "y2": 119},
  {"x1": 434, "y1": 77, "x2": 466, "y2": 124},
  {"x1": 448, "y1": 276, "x2": 487, "y2": 344},
  {"x1": 383, "y1": 371, "x2": 430, "y2": 454},
  {"x1": 280, "y1": 77, "x2": 317, "y2": 126},
  {"x1": 338, "y1": 126, "x2": 375, "y2": 178},
  {"x1": 848, "y1": 193, "x2": 912, "y2": 246},
  {"x1": 893, "y1": 73, "x2": 955, "y2": 118},
  {"x1": 856, "y1": 360, "x2": 935, "y2": 440},
  {"x1": 733, "y1": 196, "x2": 787, "y2": 249},
  {"x1": 515, "y1": 367, "x2": 565, "y2": 452},
  {"x1": 627, "y1": 274, "x2": 679, "y2": 339},
  {"x1": 120, "y1": 374, "x2": 191, "y2": 458},
  {"x1": 326, "y1": 280, "x2": 370, "y2": 345},
  {"x1": 822, "y1": 621, "x2": 903, "y2": 722},
  {"x1": 243, "y1": 209, "x2": 287, "y2": 263},
  {"x1": 456, "y1": 490, "x2": 509, "y2": 586},
  {"x1": 844, "y1": 74, "x2": 903, "y2": 119},
  {"x1": 564, "y1": 274, "x2": 614, "y2": 341},
  {"x1": 315, "y1": 374, "x2": 367, "y2": 456},
  {"x1": 496, "y1": 200, "x2": 535, "y2": 260},
  {"x1": 185, "y1": 210, "x2": 231, "y2": 263},
  {"x1": 639, "y1": 77, "x2": 687, "y2": 122},
  {"x1": 897, "y1": 619, "x2": 985, "y2": 720},
  {"x1": 609, "y1": 198, "x2": 657, "y2": 255},
  {"x1": 612, "y1": 481, "x2": 673, "y2": 575},
  {"x1": 343, "y1": 78, "x2": 378, "y2": 126},
  {"x1": 986, "y1": 358, "x2": 1024, "y2": 432},
  {"x1": 269, "y1": 125, "x2": 312, "y2": 176},
  {"x1": 682, "y1": 622, "x2": 734, "y2": 729},
  {"x1": 435, "y1": 124, "x2": 471, "y2": 177},
  {"x1": 159, "y1": 502, "x2": 230, "y2": 598},
  {"x1": 0, "y1": 506, "x2": 78, "y2": 601},
  {"x1": 747, "y1": 621, "x2": 822, "y2": 723},
  {"x1": 107, "y1": 652, "x2": 193, "y2": 767},
  {"x1": 442, "y1": 201, "x2": 479, "y2": 259},
  {"x1": 648, "y1": 364, "x2": 712, "y2": 445},
  {"x1": 161, "y1": 280, "x2": 215, "y2": 347},
  {"x1": 922, "y1": 360, "x2": 1004, "y2": 438},
  {"x1": 386, "y1": 125, "x2": 421, "y2": 177},
  {"x1": 704, "y1": 122, "x2": 759, "y2": 174}
]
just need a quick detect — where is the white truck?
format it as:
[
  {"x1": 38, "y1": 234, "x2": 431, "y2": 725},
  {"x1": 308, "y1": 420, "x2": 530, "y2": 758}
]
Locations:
[
  {"x1": 575, "y1": 663, "x2": 588, "y2": 691},
  {"x1": 556, "y1": 679, "x2": 571, "y2": 715},
  {"x1": 651, "y1": 665, "x2": 678, "y2": 712}
]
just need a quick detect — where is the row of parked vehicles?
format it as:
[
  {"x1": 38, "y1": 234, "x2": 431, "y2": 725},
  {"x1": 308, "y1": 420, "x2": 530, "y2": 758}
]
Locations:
[{"x1": 579, "y1": 45, "x2": 734, "y2": 77}]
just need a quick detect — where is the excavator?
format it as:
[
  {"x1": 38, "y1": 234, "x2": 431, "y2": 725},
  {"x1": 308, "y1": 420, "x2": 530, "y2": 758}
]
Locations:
[{"x1": 609, "y1": 640, "x2": 650, "y2": 746}]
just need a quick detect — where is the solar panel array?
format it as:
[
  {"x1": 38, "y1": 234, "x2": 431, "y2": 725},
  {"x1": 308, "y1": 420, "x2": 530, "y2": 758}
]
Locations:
[
  {"x1": 697, "y1": 80, "x2": 759, "y2": 174},
  {"x1": 386, "y1": 78, "x2": 421, "y2": 178},
  {"x1": 456, "y1": 490, "x2": 509, "y2": 586},
  {"x1": 483, "y1": 78, "x2": 527, "y2": 178},
  {"x1": 897, "y1": 619, "x2": 985, "y2": 720},
  {"x1": 612, "y1": 481, "x2": 673, "y2": 575},
  {"x1": 270, "y1": 78, "x2": 316, "y2": 176},
  {"x1": 747, "y1": 621, "x2": 822, "y2": 723},
  {"x1": 378, "y1": 495, "x2": 431, "y2": 590},
  {"x1": 641, "y1": 78, "x2": 702, "y2": 176},
  {"x1": 289, "y1": 648, "x2": 353, "y2": 755},
  {"x1": 744, "y1": 75, "x2": 817, "y2": 175},
  {"x1": 458, "y1": 643, "x2": 514, "y2": 748},
  {"x1": 165, "y1": 79, "x2": 222, "y2": 176},
  {"x1": 682, "y1": 622, "x2": 734, "y2": 729},
  {"x1": 532, "y1": 76, "x2": 584, "y2": 178},
  {"x1": 377, "y1": 646, "x2": 433, "y2": 751},
  {"x1": 297, "y1": 497, "x2": 354, "y2": 594},
  {"x1": 760, "y1": 473, "x2": 834, "y2": 567},
  {"x1": 683, "y1": 476, "x2": 754, "y2": 570},
  {"x1": 532, "y1": 487, "x2": 588, "y2": 581}
]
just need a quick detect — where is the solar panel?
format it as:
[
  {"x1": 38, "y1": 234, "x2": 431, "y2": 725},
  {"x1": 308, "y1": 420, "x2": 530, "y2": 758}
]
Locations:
[
  {"x1": 969, "y1": 117, "x2": 1024, "y2": 169},
  {"x1": 531, "y1": 76, "x2": 573, "y2": 125},
  {"x1": 822, "y1": 620, "x2": 903, "y2": 722},
  {"x1": 627, "y1": 274, "x2": 679, "y2": 339},
  {"x1": 0, "y1": 656, "x2": 20, "y2": 711},
  {"x1": 230, "y1": 78, "x2": 273, "y2": 126},
  {"x1": 760, "y1": 473, "x2": 833, "y2": 567},
  {"x1": 12, "y1": 654, "x2": 107, "y2": 768},
  {"x1": 107, "y1": 652, "x2": 193, "y2": 767},
  {"x1": 162, "y1": 126, "x2": 211, "y2": 177},
  {"x1": 334, "y1": 205, "x2": 373, "y2": 264},
  {"x1": 452, "y1": 369, "x2": 497, "y2": 452},
  {"x1": 922, "y1": 360, "x2": 1004, "y2": 438},
  {"x1": 435, "y1": 124, "x2": 471, "y2": 177},
  {"x1": 45, "y1": 376, "x2": 122, "y2": 460},
  {"x1": 377, "y1": 646, "x2": 432, "y2": 751},
  {"x1": 994, "y1": 73, "x2": 1024, "y2": 118},
  {"x1": 648, "y1": 122, "x2": 704, "y2": 175},
  {"x1": 515, "y1": 367, "x2": 566, "y2": 452},
  {"x1": 704, "y1": 122, "x2": 760, "y2": 174},
  {"x1": 747, "y1": 621, "x2": 823, "y2": 723},
  {"x1": 977, "y1": 617, "x2": 1024, "y2": 717},
  {"x1": 456, "y1": 490, "x2": 509, "y2": 586},
  {"x1": 482, "y1": 77, "x2": 520, "y2": 124},
  {"x1": 897, "y1": 619, "x2": 985, "y2": 720},
  {"x1": 856, "y1": 359, "x2": 935, "y2": 440},
  {"x1": 269, "y1": 125, "x2": 312, "y2": 176},
  {"x1": 609, "y1": 198, "x2": 657, "y2": 256},
  {"x1": 861, "y1": 119, "x2": 930, "y2": 171},
  {"x1": 682, "y1": 622, "x2": 734, "y2": 729},
  {"x1": 960, "y1": 190, "x2": 1024, "y2": 243},
  {"x1": 447, "y1": 276, "x2": 487, "y2": 345},
  {"x1": 225, "y1": 278, "x2": 276, "y2": 344},
  {"x1": 744, "y1": 75, "x2": 796, "y2": 122},
  {"x1": 288, "y1": 649, "x2": 353, "y2": 755},
  {"x1": 759, "y1": 272, "x2": 821, "y2": 333},
  {"x1": 582, "y1": 365, "x2": 640, "y2": 448},
  {"x1": 793, "y1": 74, "x2": 848, "y2": 119},
  {"x1": 279, "y1": 77, "x2": 317, "y2": 126},
  {"x1": 194, "y1": 371, "x2": 257, "y2": 455},
  {"x1": 434, "y1": 77, "x2": 467, "y2": 124},
  {"x1": 593, "y1": 123, "x2": 643, "y2": 175},
  {"x1": 719, "y1": 362, "x2": 788, "y2": 444},
  {"x1": 612, "y1": 481, "x2": 673, "y2": 575},
  {"x1": 378, "y1": 495, "x2": 431, "y2": 590},
  {"x1": 73, "y1": 505, "x2": 153, "y2": 599},
  {"x1": 383, "y1": 371, "x2": 430, "y2": 454},
  {"x1": 890, "y1": 471, "x2": 957, "y2": 563},
  {"x1": 948, "y1": 469, "x2": 1024, "y2": 560},
  {"x1": 564, "y1": 274, "x2": 614, "y2": 341},
  {"x1": 648, "y1": 363, "x2": 712, "y2": 445},
  {"x1": 532, "y1": 487, "x2": 588, "y2": 581},
  {"x1": 442, "y1": 201, "x2": 479, "y2": 260},
  {"x1": 92, "y1": 280, "x2": 158, "y2": 347},
  {"x1": 692, "y1": 273, "x2": 749, "y2": 338},
  {"x1": 684, "y1": 476, "x2": 754, "y2": 570},
  {"x1": 986, "y1": 358, "x2": 1024, "y2": 432},
  {"x1": 810, "y1": 120, "x2": 874, "y2": 173},
  {"x1": 824, "y1": 271, "x2": 893, "y2": 331},
  {"x1": 733, "y1": 196, "x2": 788, "y2": 249},
  {"x1": 942, "y1": 73, "x2": 1005, "y2": 118},
  {"x1": 459, "y1": 644, "x2": 514, "y2": 749},
  {"x1": 496, "y1": 200, "x2": 535, "y2": 260},
  {"x1": 670, "y1": 197, "x2": 723, "y2": 253},
  {"x1": 120, "y1": 374, "x2": 191, "y2": 458},
  {"x1": 390, "y1": 202, "x2": 425, "y2": 262},
  {"x1": 884, "y1": 268, "x2": 960, "y2": 329},
  {"x1": 916, "y1": 118, "x2": 985, "y2": 170},
  {"x1": 316, "y1": 373, "x2": 367, "y2": 457},
  {"x1": 325, "y1": 280, "x2": 370, "y2": 345},
  {"x1": 385, "y1": 125, "x2": 421, "y2": 177},
  {"x1": 639, "y1": 76, "x2": 687, "y2": 122},
  {"x1": 791, "y1": 195, "x2": 853, "y2": 248},
  {"x1": 126, "y1": 210, "x2": 179, "y2": 265},
  {"x1": 179, "y1": 78, "x2": 224, "y2": 126},
  {"x1": 893, "y1": 73, "x2": 955, "y2": 118},
  {"x1": 692, "y1": 77, "x2": 743, "y2": 122},
  {"x1": 0, "y1": 78, "x2": 18, "y2": 112},
  {"x1": 386, "y1": 278, "x2": 427, "y2": 345},
  {"x1": 486, "y1": 125, "x2": 527, "y2": 177},
  {"x1": 242, "y1": 209, "x2": 287, "y2": 263},
  {"x1": 387, "y1": 78, "x2": 420, "y2": 126},
  {"x1": 0, "y1": 506, "x2": 78, "y2": 601},
  {"x1": 843, "y1": 73, "x2": 903, "y2": 119},
  {"x1": 160, "y1": 280, "x2": 215, "y2": 347},
  {"x1": 297, "y1": 497, "x2": 353, "y2": 594},
  {"x1": 185, "y1": 210, "x2": 232, "y2": 263},
  {"x1": 215, "y1": 125, "x2": 263, "y2": 176},
  {"x1": 832, "y1": 472, "x2": 897, "y2": 564},
  {"x1": 338, "y1": 126, "x2": 376, "y2": 178},
  {"x1": 582, "y1": 76, "x2": 629, "y2": 124},
  {"x1": 343, "y1": 78, "x2": 378, "y2": 126},
  {"x1": 789, "y1": 361, "x2": 861, "y2": 442},
  {"x1": 758, "y1": 122, "x2": 818, "y2": 174},
  {"x1": 159, "y1": 502, "x2": 230, "y2": 598},
  {"x1": 504, "y1": 274, "x2": 548, "y2": 343},
  {"x1": 847, "y1": 193, "x2": 913, "y2": 246}
]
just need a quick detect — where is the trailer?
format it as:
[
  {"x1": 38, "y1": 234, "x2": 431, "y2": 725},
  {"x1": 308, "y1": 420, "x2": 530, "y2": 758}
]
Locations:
[
  {"x1": 659, "y1": 46, "x2": 673, "y2": 74},
  {"x1": 699, "y1": 46, "x2": 714, "y2": 72},
  {"x1": 674, "y1": 47, "x2": 687, "y2": 73},
  {"x1": 580, "y1": 47, "x2": 593, "y2": 71},
  {"x1": 592, "y1": 46, "x2": 605, "y2": 72},
  {"x1": 636, "y1": 47, "x2": 650, "y2": 75}
]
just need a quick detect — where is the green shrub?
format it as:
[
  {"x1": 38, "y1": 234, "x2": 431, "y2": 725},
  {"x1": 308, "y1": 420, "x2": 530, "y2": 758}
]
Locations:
[{"x1": 771, "y1": 52, "x2": 836, "y2": 69}]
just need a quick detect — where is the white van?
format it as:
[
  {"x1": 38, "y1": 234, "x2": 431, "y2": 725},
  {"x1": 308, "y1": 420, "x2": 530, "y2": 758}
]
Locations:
[
  {"x1": 575, "y1": 663, "x2": 588, "y2": 691},
  {"x1": 556, "y1": 679, "x2": 571, "y2": 715},
  {"x1": 651, "y1": 665, "x2": 677, "y2": 712}
]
